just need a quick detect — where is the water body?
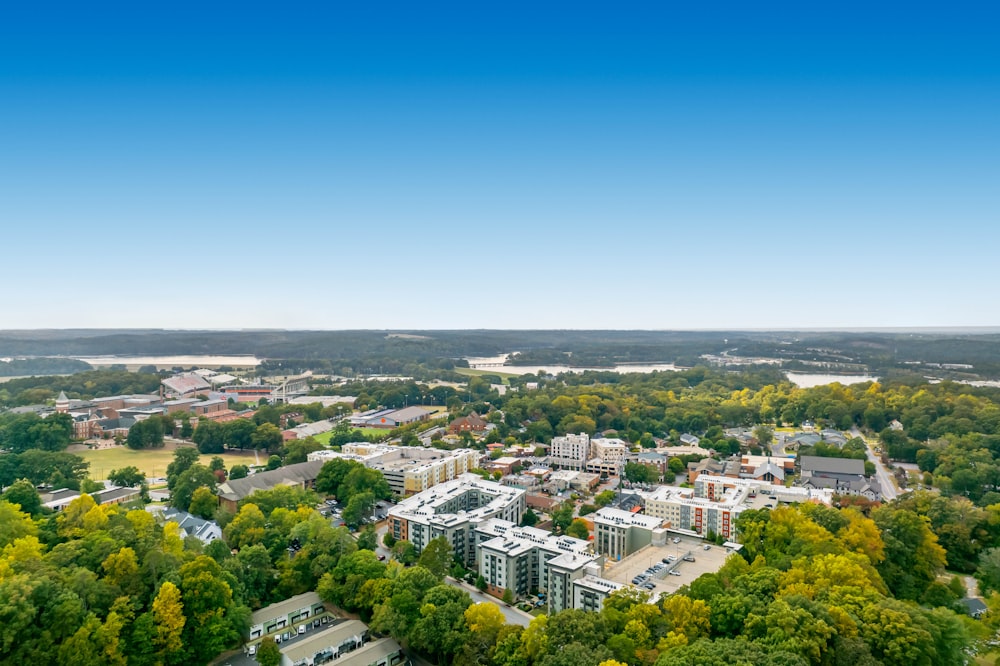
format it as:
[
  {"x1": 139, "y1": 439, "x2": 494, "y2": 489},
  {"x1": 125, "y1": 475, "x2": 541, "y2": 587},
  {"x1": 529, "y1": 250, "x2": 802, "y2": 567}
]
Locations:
[
  {"x1": 466, "y1": 355, "x2": 679, "y2": 376},
  {"x1": 785, "y1": 372, "x2": 879, "y2": 388},
  {"x1": 76, "y1": 355, "x2": 261, "y2": 369}
]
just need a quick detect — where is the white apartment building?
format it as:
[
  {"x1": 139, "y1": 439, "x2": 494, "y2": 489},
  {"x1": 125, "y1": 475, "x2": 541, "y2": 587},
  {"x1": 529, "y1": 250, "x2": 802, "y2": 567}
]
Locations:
[
  {"x1": 387, "y1": 475, "x2": 526, "y2": 566},
  {"x1": 586, "y1": 437, "x2": 628, "y2": 476},
  {"x1": 548, "y1": 433, "x2": 591, "y2": 471},
  {"x1": 474, "y1": 519, "x2": 597, "y2": 611},
  {"x1": 309, "y1": 445, "x2": 481, "y2": 496}
]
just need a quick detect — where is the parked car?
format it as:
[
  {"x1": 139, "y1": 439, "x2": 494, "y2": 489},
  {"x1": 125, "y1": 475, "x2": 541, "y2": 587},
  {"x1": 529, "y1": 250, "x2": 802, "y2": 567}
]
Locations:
[
  {"x1": 298, "y1": 624, "x2": 307, "y2": 635},
  {"x1": 683, "y1": 556, "x2": 695, "y2": 562},
  {"x1": 704, "y1": 544, "x2": 712, "y2": 550},
  {"x1": 668, "y1": 570, "x2": 681, "y2": 577},
  {"x1": 642, "y1": 582, "x2": 656, "y2": 590},
  {"x1": 672, "y1": 537, "x2": 681, "y2": 544}
]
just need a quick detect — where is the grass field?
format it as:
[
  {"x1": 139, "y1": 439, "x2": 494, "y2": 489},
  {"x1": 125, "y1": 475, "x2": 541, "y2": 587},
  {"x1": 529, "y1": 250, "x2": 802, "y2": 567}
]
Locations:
[
  {"x1": 74, "y1": 444, "x2": 260, "y2": 481},
  {"x1": 453, "y1": 367, "x2": 517, "y2": 385}
]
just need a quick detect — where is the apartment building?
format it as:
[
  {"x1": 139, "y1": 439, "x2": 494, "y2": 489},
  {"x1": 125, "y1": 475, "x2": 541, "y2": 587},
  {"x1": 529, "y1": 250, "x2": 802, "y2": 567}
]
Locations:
[
  {"x1": 387, "y1": 475, "x2": 525, "y2": 566},
  {"x1": 592, "y1": 507, "x2": 664, "y2": 561},
  {"x1": 548, "y1": 433, "x2": 591, "y2": 471},
  {"x1": 309, "y1": 445, "x2": 481, "y2": 496}
]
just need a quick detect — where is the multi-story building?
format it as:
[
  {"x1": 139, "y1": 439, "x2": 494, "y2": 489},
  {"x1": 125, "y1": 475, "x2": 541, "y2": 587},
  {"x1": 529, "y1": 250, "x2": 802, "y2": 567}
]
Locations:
[
  {"x1": 593, "y1": 508, "x2": 664, "y2": 562},
  {"x1": 548, "y1": 433, "x2": 590, "y2": 471},
  {"x1": 573, "y1": 574, "x2": 624, "y2": 613},
  {"x1": 309, "y1": 445, "x2": 481, "y2": 496},
  {"x1": 387, "y1": 475, "x2": 525, "y2": 566},
  {"x1": 474, "y1": 519, "x2": 596, "y2": 604}
]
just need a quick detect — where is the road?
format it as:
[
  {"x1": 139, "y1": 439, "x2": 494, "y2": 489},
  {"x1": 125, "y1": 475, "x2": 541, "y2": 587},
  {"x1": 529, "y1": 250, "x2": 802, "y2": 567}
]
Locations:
[
  {"x1": 850, "y1": 426, "x2": 899, "y2": 501},
  {"x1": 444, "y1": 577, "x2": 534, "y2": 626}
]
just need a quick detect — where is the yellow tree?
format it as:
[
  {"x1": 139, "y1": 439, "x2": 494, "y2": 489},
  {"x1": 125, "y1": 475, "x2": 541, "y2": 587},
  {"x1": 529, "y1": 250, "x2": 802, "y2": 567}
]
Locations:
[
  {"x1": 152, "y1": 581, "x2": 185, "y2": 661},
  {"x1": 659, "y1": 595, "x2": 710, "y2": 641},
  {"x1": 465, "y1": 602, "x2": 506, "y2": 640}
]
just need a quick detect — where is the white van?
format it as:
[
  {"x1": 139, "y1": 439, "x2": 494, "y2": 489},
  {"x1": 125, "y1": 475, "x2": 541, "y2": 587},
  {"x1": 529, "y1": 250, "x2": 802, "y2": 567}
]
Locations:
[
  {"x1": 247, "y1": 644, "x2": 257, "y2": 656},
  {"x1": 298, "y1": 624, "x2": 307, "y2": 635}
]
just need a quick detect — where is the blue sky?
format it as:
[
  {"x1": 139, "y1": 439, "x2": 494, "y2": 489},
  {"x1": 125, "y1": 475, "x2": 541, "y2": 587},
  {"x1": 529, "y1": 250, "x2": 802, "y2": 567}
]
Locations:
[{"x1": 2, "y1": 2, "x2": 998, "y2": 329}]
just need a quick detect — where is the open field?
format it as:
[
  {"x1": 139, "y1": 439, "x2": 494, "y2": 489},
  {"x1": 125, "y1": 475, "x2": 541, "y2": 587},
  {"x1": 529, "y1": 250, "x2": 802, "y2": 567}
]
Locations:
[
  {"x1": 454, "y1": 367, "x2": 516, "y2": 385},
  {"x1": 72, "y1": 443, "x2": 260, "y2": 480}
]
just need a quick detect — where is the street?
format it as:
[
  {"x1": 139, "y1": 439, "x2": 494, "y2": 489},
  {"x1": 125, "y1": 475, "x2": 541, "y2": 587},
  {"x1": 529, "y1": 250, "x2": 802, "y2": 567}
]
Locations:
[
  {"x1": 851, "y1": 426, "x2": 899, "y2": 501},
  {"x1": 444, "y1": 577, "x2": 534, "y2": 626}
]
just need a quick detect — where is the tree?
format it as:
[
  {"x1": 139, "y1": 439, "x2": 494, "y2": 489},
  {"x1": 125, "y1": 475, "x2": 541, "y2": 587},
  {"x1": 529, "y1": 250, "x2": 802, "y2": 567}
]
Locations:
[
  {"x1": 284, "y1": 437, "x2": 324, "y2": 464},
  {"x1": 166, "y1": 447, "x2": 200, "y2": 491},
  {"x1": 224, "y1": 418, "x2": 256, "y2": 451},
  {"x1": 171, "y1": 465, "x2": 217, "y2": 512},
  {"x1": 257, "y1": 637, "x2": 281, "y2": 666},
  {"x1": 624, "y1": 462, "x2": 653, "y2": 484},
  {"x1": 392, "y1": 540, "x2": 418, "y2": 565},
  {"x1": 520, "y1": 508, "x2": 539, "y2": 527},
  {"x1": 551, "y1": 501, "x2": 575, "y2": 535},
  {"x1": 502, "y1": 588, "x2": 514, "y2": 604},
  {"x1": 266, "y1": 455, "x2": 282, "y2": 470},
  {"x1": 566, "y1": 518, "x2": 590, "y2": 540},
  {"x1": 476, "y1": 575, "x2": 487, "y2": 592},
  {"x1": 188, "y1": 486, "x2": 217, "y2": 519},
  {"x1": 252, "y1": 423, "x2": 284, "y2": 453},
  {"x1": 229, "y1": 464, "x2": 249, "y2": 480},
  {"x1": 151, "y1": 582, "x2": 185, "y2": 663},
  {"x1": 108, "y1": 466, "x2": 145, "y2": 488},
  {"x1": 753, "y1": 425, "x2": 774, "y2": 450},
  {"x1": 1, "y1": 479, "x2": 41, "y2": 516},
  {"x1": 358, "y1": 524, "x2": 378, "y2": 551},
  {"x1": 418, "y1": 536, "x2": 455, "y2": 579},
  {"x1": 192, "y1": 420, "x2": 225, "y2": 454},
  {"x1": 595, "y1": 490, "x2": 616, "y2": 507}
]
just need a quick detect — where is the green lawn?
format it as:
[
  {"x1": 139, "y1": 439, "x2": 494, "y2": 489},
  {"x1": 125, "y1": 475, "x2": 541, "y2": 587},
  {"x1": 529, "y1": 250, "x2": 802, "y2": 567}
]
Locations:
[
  {"x1": 453, "y1": 367, "x2": 517, "y2": 385},
  {"x1": 74, "y1": 444, "x2": 260, "y2": 481}
]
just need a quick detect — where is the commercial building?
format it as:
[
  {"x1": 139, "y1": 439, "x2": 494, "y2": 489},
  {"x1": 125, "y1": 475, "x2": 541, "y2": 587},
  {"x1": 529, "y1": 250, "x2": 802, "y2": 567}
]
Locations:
[
  {"x1": 309, "y1": 445, "x2": 481, "y2": 496},
  {"x1": 593, "y1": 507, "x2": 665, "y2": 562},
  {"x1": 349, "y1": 406, "x2": 434, "y2": 429},
  {"x1": 797, "y1": 456, "x2": 882, "y2": 500},
  {"x1": 548, "y1": 433, "x2": 591, "y2": 471},
  {"x1": 387, "y1": 474, "x2": 525, "y2": 566}
]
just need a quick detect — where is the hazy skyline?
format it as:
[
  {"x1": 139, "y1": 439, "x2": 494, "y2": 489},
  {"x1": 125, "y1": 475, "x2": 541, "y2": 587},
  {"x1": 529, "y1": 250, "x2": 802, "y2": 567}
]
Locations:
[{"x1": 2, "y1": 3, "x2": 998, "y2": 330}]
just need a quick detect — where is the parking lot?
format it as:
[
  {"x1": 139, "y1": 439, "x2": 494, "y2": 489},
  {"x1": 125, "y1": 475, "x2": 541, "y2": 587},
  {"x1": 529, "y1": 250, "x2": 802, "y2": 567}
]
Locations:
[{"x1": 601, "y1": 535, "x2": 733, "y2": 596}]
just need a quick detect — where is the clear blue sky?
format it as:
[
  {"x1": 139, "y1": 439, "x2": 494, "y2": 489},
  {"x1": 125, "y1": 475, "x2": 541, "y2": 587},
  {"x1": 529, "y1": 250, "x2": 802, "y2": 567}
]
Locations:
[{"x1": 2, "y1": 2, "x2": 998, "y2": 330}]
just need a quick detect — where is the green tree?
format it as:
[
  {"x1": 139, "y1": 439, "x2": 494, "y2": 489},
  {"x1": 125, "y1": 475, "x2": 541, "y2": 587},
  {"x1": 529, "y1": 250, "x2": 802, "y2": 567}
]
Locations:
[
  {"x1": 520, "y1": 508, "x2": 539, "y2": 527},
  {"x1": 192, "y1": 420, "x2": 225, "y2": 454},
  {"x1": 266, "y1": 455, "x2": 282, "y2": 470},
  {"x1": 252, "y1": 423, "x2": 284, "y2": 453},
  {"x1": 551, "y1": 501, "x2": 574, "y2": 535},
  {"x1": 229, "y1": 464, "x2": 249, "y2": 480},
  {"x1": 566, "y1": 518, "x2": 590, "y2": 540},
  {"x1": 502, "y1": 588, "x2": 514, "y2": 604},
  {"x1": 171, "y1": 465, "x2": 217, "y2": 512},
  {"x1": 188, "y1": 486, "x2": 217, "y2": 519},
  {"x1": 1, "y1": 479, "x2": 42, "y2": 516},
  {"x1": 257, "y1": 637, "x2": 281, "y2": 666},
  {"x1": 418, "y1": 536, "x2": 455, "y2": 579},
  {"x1": 108, "y1": 466, "x2": 145, "y2": 488},
  {"x1": 284, "y1": 437, "x2": 324, "y2": 464},
  {"x1": 224, "y1": 418, "x2": 257, "y2": 450},
  {"x1": 342, "y1": 491, "x2": 375, "y2": 529},
  {"x1": 166, "y1": 447, "x2": 200, "y2": 491},
  {"x1": 358, "y1": 524, "x2": 378, "y2": 551}
]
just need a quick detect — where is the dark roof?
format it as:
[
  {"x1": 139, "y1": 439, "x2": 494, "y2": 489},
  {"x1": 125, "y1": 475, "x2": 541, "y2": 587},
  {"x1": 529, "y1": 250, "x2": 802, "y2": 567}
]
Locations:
[
  {"x1": 217, "y1": 460, "x2": 324, "y2": 502},
  {"x1": 799, "y1": 455, "x2": 865, "y2": 475},
  {"x1": 961, "y1": 598, "x2": 987, "y2": 616}
]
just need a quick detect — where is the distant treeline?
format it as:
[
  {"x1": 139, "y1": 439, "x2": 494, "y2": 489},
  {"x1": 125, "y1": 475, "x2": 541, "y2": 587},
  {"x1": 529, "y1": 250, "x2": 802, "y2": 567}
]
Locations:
[
  {"x1": 3, "y1": 329, "x2": 1000, "y2": 378},
  {"x1": 0, "y1": 357, "x2": 92, "y2": 377}
]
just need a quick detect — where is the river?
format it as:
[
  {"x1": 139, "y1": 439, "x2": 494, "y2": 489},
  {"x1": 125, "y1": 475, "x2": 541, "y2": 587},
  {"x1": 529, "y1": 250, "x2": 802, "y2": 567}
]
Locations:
[
  {"x1": 75, "y1": 355, "x2": 261, "y2": 369},
  {"x1": 465, "y1": 355, "x2": 680, "y2": 375}
]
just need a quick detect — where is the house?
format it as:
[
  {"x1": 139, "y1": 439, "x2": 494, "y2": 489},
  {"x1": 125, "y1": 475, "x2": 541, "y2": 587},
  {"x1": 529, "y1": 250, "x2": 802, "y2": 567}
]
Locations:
[
  {"x1": 449, "y1": 412, "x2": 488, "y2": 435},
  {"x1": 679, "y1": 433, "x2": 701, "y2": 447},
  {"x1": 161, "y1": 508, "x2": 223, "y2": 544},
  {"x1": 961, "y1": 598, "x2": 988, "y2": 619},
  {"x1": 217, "y1": 460, "x2": 324, "y2": 513},
  {"x1": 797, "y1": 455, "x2": 881, "y2": 500}
]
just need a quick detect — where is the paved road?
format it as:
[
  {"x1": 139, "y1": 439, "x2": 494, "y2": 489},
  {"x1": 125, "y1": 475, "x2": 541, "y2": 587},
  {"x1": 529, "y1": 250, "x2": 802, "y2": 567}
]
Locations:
[
  {"x1": 851, "y1": 426, "x2": 899, "y2": 501},
  {"x1": 444, "y1": 577, "x2": 534, "y2": 626}
]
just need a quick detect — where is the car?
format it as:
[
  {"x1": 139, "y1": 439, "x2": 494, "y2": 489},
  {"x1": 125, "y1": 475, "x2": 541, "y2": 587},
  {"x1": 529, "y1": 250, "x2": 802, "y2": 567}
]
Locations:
[
  {"x1": 298, "y1": 624, "x2": 307, "y2": 635},
  {"x1": 643, "y1": 582, "x2": 656, "y2": 590},
  {"x1": 704, "y1": 544, "x2": 712, "y2": 550},
  {"x1": 683, "y1": 556, "x2": 695, "y2": 562},
  {"x1": 247, "y1": 645, "x2": 257, "y2": 656},
  {"x1": 672, "y1": 537, "x2": 681, "y2": 544},
  {"x1": 378, "y1": 554, "x2": 386, "y2": 561},
  {"x1": 666, "y1": 555, "x2": 677, "y2": 562},
  {"x1": 668, "y1": 570, "x2": 682, "y2": 576}
]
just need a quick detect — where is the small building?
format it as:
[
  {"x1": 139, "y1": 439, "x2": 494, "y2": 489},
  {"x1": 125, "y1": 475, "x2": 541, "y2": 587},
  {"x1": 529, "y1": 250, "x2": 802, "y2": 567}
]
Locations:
[
  {"x1": 92, "y1": 486, "x2": 142, "y2": 506},
  {"x1": 449, "y1": 412, "x2": 488, "y2": 435}
]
